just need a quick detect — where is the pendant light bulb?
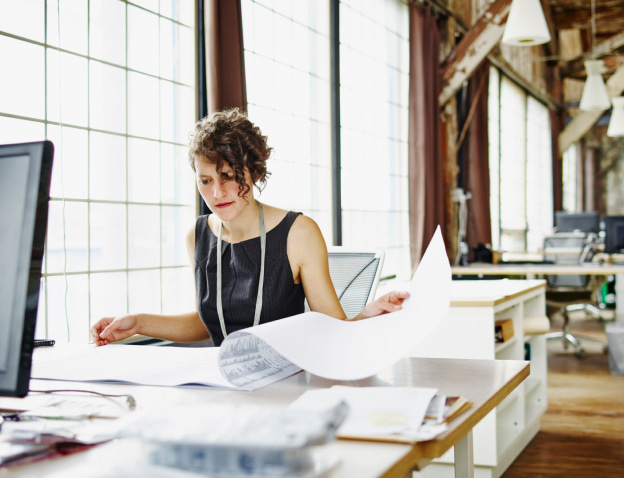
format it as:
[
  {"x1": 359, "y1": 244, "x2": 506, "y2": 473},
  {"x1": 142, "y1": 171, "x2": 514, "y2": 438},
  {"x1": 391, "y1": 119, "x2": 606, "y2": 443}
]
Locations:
[
  {"x1": 579, "y1": 60, "x2": 611, "y2": 111},
  {"x1": 607, "y1": 97, "x2": 624, "y2": 137},
  {"x1": 502, "y1": 0, "x2": 551, "y2": 46}
]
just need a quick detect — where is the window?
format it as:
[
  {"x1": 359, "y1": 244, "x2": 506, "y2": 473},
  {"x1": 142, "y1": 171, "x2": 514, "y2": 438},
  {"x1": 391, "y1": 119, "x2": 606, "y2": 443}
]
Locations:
[
  {"x1": 339, "y1": 0, "x2": 410, "y2": 279},
  {"x1": 526, "y1": 96, "x2": 553, "y2": 251},
  {"x1": 242, "y1": 0, "x2": 410, "y2": 279},
  {"x1": 241, "y1": 0, "x2": 333, "y2": 238},
  {"x1": 488, "y1": 66, "x2": 501, "y2": 250},
  {"x1": 489, "y1": 67, "x2": 553, "y2": 253},
  {"x1": 0, "y1": 0, "x2": 196, "y2": 343},
  {"x1": 562, "y1": 145, "x2": 579, "y2": 212}
]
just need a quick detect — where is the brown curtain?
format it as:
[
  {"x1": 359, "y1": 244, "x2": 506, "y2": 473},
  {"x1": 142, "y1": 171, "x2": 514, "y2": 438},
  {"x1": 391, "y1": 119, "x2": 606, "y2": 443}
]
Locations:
[
  {"x1": 408, "y1": 4, "x2": 446, "y2": 271},
  {"x1": 205, "y1": 0, "x2": 247, "y2": 114},
  {"x1": 550, "y1": 110, "x2": 563, "y2": 213},
  {"x1": 462, "y1": 61, "x2": 492, "y2": 258}
]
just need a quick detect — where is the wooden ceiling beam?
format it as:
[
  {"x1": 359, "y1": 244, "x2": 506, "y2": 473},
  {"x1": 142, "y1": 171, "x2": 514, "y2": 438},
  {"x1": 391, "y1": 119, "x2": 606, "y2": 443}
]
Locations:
[
  {"x1": 560, "y1": 30, "x2": 624, "y2": 78},
  {"x1": 553, "y1": 5, "x2": 624, "y2": 31},
  {"x1": 558, "y1": 63, "x2": 624, "y2": 154},
  {"x1": 540, "y1": 0, "x2": 559, "y2": 59},
  {"x1": 439, "y1": 0, "x2": 512, "y2": 106}
]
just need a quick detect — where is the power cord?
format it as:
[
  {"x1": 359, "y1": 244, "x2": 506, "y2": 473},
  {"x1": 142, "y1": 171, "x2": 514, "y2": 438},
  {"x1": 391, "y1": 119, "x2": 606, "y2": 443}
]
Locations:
[{"x1": 28, "y1": 389, "x2": 137, "y2": 411}]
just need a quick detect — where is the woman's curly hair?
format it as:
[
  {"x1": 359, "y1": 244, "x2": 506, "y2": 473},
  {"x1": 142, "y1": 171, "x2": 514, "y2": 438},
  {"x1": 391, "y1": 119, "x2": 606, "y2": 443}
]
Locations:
[{"x1": 188, "y1": 108, "x2": 272, "y2": 198}]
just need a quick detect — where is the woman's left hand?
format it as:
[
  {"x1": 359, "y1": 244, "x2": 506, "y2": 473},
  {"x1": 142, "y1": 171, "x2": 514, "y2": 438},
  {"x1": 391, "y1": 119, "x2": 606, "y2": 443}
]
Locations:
[{"x1": 353, "y1": 290, "x2": 410, "y2": 320}]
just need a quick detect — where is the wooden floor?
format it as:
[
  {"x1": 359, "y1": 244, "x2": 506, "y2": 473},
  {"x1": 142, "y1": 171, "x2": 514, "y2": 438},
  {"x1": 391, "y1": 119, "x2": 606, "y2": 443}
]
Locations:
[{"x1": 503, "y1": 312, "x2": 624, "y2": 477}]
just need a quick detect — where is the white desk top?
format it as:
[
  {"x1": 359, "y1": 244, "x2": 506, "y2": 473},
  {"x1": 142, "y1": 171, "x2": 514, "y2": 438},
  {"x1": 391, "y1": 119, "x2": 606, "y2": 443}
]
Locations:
[
  {"x1": 1, "y1": 351, "x2": 529, "y2": 478},
  {"x1": 450, "y1": 279, "x2": 546, "y2": 307},
  {"x1": 452, "y1": 262, "x2": 624, "y2": 276}
]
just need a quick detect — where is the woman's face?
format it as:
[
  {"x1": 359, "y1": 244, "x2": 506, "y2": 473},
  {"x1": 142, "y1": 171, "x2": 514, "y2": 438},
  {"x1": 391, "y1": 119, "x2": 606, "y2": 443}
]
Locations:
[{"x1": 194, "y1": 159, "x2": 254, "y2": 221}]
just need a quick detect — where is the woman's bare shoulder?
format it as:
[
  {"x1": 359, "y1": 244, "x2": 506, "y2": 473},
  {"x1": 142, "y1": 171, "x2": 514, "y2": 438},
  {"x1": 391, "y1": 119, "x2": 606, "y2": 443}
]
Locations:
[
  {"x1": 289, "y1": 214, "x2": 326, "y2": 252},
  {"x1": 260, "y1": 203, "x2": 290, "y2": 230}
]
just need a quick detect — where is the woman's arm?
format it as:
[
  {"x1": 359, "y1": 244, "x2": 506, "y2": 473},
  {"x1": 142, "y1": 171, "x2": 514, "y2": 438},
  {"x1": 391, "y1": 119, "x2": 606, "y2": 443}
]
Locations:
[
  {"x1": 288, "y1": 215, "x2": 410, "y2": 321},
  {"x1": 90, "y1": 311, "x2": 210, "y2": 346},
  {"x1": 288, "y1": 215, "x2": 347, "y2": 319},
  {"x1": 91, "y1": 223, "x2": 211, "y2": 346}
]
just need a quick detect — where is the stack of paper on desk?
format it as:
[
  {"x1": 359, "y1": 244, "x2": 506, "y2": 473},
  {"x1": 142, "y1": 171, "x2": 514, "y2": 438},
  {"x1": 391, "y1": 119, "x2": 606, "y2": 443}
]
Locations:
[
  {"x1": 289, "y1": 386, "x2": 447, "y2": 443},
  {"x1": 288, "y1": 387, "x2": 473, "y2": 444},
  {"x1": 32, "y1": 227, "x2": 451, "y2": 391}
]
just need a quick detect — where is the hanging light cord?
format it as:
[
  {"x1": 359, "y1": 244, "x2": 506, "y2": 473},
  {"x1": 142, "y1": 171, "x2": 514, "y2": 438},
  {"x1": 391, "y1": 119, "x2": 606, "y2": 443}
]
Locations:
[{"x1": 591, "y1": 0, "x2": 596, "y2": 56}]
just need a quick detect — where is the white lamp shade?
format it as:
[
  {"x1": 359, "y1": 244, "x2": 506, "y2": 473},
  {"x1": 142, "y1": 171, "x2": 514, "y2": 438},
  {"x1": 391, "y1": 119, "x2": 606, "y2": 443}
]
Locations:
[
  {"x1": 579, "y1": 60, "x2": 611, "y2": 112},
  {"x1": 607, "y1": 97, "x2": 624, "y2": 137},
  {"x1": 502, "y1": 0, "x2": 551, "y2": 46}
]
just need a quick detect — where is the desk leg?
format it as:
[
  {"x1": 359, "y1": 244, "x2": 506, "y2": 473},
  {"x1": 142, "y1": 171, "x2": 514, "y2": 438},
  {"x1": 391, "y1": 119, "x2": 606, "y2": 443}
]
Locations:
[
  {"x1": 454, "y1": 429, "x2": 474, "y2": 478},
  {"x1": 616, "y1": 273, "x2": 624, "y2": 322}
]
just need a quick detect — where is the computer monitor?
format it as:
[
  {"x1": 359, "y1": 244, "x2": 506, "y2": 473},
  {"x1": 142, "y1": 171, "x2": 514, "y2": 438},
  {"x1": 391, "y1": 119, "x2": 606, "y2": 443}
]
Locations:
[
  {"x1": 554, "y1": 211, "x2": 600, "y2": 234},
  {"x1": 604, "y1": 216, "x2": 624, "y2": 254},
  {"x1": 0, "y1": 141, "x2": 54, "y2": 397}
]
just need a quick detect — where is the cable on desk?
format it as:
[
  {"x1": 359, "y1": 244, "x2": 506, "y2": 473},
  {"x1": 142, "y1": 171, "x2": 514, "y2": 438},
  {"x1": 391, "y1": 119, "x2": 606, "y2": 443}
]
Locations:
[{"x1": 28, "y1": 389, "x2": 137, "y2": 410}]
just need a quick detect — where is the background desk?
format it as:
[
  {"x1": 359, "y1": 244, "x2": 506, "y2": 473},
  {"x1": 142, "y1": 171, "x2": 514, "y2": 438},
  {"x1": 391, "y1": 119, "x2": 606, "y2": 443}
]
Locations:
[
  {"x1": 2, "y1": 352, "x2": 529, "y2": 478},
  {"x1": 412, "y1": 279, "x2": 547, "y2": 478},
  {"x1": 452, "y1": 263, "x2": 624, "y2": 322}
]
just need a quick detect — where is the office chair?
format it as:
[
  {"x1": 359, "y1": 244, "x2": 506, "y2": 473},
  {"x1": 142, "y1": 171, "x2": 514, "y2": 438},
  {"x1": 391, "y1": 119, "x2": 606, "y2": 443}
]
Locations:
[
  {"x1": 543, "y1": 232, "x2": 607, "y2": 358},
  {"x1": 305, "y1": 248, "x2": 385, "y2": 319}
]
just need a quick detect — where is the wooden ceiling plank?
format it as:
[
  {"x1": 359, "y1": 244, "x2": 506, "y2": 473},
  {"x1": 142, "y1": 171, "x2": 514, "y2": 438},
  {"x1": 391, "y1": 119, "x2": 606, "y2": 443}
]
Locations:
[
  {"x1": 558, "y1": 63, "x2": 624, "y2": 154},
  {"x1": 438, "y1": 0, "x2": 513, "y2": 106},
  {"x1": 560, "y1": 30, "x2": 624, "y2": 78}
]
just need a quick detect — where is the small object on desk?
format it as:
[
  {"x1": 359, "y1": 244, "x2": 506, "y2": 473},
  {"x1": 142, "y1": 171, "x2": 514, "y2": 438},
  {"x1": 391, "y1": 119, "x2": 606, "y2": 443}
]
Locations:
[
  {"x1": 0, "y1": 441, "x2": 50, "y2": 466},
  {"x1": 523, "y1": 315, "x2": 550, "y2": 335},
  {"x1": 425, "y1": 395, "x2": 472, "y2": 424},
  {"x1": 33, "y1": 339, "x2": 55, "y2": 347},
  {"x1": 495, "y1": 319, "x2": 514, "y2": 343}
]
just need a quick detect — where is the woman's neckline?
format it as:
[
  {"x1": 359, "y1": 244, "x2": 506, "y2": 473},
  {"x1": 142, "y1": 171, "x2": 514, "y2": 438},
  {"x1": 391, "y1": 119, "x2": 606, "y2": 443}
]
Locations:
[{"x1": 208, "y1": 210, "x2": 291, "y2": 245}]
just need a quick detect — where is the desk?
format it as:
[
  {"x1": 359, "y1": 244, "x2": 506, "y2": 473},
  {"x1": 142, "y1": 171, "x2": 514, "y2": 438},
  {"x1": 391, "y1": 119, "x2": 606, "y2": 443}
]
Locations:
[
  {"x1": 452, "y1": 263, "x2": 624, "y2": 322},
  {"x1": 2, "y1": 351, "x2": 529, "y2": 478},
  {"x1": 413, "y1": 280, "x2": 547, "y2": 478}
]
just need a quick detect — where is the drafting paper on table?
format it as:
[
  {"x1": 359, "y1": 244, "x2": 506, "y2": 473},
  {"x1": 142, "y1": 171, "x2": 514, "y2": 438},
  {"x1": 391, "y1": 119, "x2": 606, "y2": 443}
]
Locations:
[{"x1": 33, "y1": 227, "x2": 451, "y2": 391}]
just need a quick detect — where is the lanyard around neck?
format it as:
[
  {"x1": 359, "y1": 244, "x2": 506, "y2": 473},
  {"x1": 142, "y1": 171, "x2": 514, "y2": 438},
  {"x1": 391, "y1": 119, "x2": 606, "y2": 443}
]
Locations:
[{"x1": 216, "y1": 201, "x2": 266, "y2": 340}]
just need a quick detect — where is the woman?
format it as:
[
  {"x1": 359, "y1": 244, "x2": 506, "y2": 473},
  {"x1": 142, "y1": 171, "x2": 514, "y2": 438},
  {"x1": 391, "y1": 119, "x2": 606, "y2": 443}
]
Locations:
[{"x1": 91, "y1": 108, "x2": 409, "y2": 347}]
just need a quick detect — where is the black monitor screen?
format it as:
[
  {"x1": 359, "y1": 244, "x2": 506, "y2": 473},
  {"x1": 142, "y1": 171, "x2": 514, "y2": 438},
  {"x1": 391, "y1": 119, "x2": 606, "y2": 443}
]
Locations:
[
  {"x1": 0, "y1": 141, "x2": 53, "y2": 397},
  {"x1": 604, "y1": 216, "x2": 624, "y2": 254},
  {"x1": 554, "y1": 211, "x2": 600, "y2": 234}
]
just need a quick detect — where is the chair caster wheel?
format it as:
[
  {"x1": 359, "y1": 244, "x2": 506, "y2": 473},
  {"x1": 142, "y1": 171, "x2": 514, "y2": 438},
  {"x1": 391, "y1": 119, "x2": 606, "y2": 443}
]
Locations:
[{"x1": 575, "y1": 348, "x2": 586, "y2": 359}]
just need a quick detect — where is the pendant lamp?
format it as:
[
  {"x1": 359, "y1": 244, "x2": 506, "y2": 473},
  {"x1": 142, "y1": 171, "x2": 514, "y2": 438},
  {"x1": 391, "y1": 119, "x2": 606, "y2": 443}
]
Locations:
[
  {"x1": 579, "y1": 60, "x2": 611, "y2": 111},
  {"x1": 501, "y1": 0, "x2": 551, "y2": 46},
  {"x1": 607, "y1": 97, "x2": 624, "y2": 137}
]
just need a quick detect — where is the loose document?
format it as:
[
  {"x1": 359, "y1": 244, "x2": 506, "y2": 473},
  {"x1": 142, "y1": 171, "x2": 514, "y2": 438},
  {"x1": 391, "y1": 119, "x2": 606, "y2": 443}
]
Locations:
[{"x1": 32, "y1": 227, "x2": 451, "y2": 391}]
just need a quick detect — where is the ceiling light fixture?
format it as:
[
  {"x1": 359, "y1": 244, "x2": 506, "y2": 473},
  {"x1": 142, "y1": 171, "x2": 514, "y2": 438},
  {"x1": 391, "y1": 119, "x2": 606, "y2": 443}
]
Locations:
[
  {"x1": 607, "y1": 97, "x2": 624, "y2": 137},
  {"x1": 579, "y1": 60, "x2": 611, "y2": 111},
  {"x1": 501, "y1": 0, "x2": 551, "y2": 46},
  {"x1": 579, "y1": 0, "x2": 611, "y2": 112}
]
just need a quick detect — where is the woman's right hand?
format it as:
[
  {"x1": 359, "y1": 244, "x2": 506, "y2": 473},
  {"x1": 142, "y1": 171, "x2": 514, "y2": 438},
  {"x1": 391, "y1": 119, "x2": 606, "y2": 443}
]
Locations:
[{"x1": 90, "y1": 315, "x2": 139, "y2": 346}]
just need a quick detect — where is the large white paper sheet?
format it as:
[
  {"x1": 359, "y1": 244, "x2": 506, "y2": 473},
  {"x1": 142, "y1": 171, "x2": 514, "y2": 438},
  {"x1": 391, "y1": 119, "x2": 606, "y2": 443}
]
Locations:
[
  {"x1": 219, "y1": 227, "x2": 451, "y2": 386},
  {"x1": 32, "y1": 344, "x2": 238, "y2": 389},
  {"x1": 33, "y1": 227, "x2": 451, "y2": 391}
]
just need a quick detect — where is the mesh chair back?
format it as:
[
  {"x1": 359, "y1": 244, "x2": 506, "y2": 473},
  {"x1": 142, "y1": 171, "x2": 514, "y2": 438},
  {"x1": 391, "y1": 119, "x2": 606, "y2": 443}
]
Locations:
[
  {"x1": 543, "y1": 233, "x2": 591, "y2": 288},
  {"x1": 304, "y1": 249, "x2": 384, "y2": 318}
]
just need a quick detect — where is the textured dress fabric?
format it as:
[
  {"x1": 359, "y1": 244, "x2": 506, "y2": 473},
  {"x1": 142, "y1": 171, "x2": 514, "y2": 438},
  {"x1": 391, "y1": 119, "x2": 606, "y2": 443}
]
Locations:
[{"x1": 194, "y1": 211, "x2": 305, "y2": 346}]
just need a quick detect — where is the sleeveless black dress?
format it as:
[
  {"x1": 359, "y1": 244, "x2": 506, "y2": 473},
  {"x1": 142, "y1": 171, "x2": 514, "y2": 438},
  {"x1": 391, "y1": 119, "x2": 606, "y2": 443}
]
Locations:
[{"x1": 194, "y1": 211, "x2": 305, "y2": 346}]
